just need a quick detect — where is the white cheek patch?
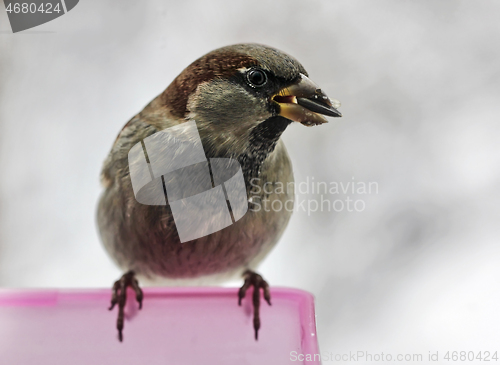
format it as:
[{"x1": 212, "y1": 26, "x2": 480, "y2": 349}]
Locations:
[{"x1": 185, "y1": 80, "x2": 212, "y2": 120}]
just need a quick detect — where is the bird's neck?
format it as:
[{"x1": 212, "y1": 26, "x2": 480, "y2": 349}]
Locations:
[
  {"x1": 237, "y1": 116, "x2": 291, "y2": 186},
  {"x1": 196, "y1": 116, "x2": 291, "y2": 189}
]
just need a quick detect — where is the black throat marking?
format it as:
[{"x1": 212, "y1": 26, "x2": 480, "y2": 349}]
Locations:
[{"x1": 237, "y1": 116, "x2": 291, "y2": 186}]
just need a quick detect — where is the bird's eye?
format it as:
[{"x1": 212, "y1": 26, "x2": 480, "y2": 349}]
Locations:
[{"x1": 247, "y1": 69, "x2": 267, "y2": 87}]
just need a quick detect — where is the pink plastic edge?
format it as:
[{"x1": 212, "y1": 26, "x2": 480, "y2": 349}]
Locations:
[{"x1": 0, "y1": 286, "x2": 320, "y2": 355}]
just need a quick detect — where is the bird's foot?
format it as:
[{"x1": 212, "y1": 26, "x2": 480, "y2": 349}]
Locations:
[
  {"x1": 238, "y1": 270, "x2": 271, "y2": 340},
  {"x1": 108, "y1": 270, "x2": 143, "y2": 342}
]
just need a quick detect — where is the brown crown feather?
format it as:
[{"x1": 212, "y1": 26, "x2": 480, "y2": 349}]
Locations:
[{"x1": 161, "y1": 51, "x2": 258, "y2": 118}]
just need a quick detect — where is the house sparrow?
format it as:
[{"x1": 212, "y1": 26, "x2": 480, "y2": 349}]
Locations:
[{"x1": 97, "y1": 43, "x2": 341, "y2": 342}]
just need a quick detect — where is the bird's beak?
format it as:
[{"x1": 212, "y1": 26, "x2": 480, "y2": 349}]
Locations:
[{"x1": 272, "y1": 73, "x2": 342, "y2": 126}]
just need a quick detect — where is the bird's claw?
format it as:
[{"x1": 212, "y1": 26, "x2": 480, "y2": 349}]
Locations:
[
  {"x1": 109, "y1": 270, "x2": 143, "y2": 342},
  {"x1": 238, "y1": 270, "x2": 271, "y2": 340}
]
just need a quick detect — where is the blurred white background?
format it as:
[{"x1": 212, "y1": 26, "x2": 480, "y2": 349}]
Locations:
[{"x1": 1, "y1": 0, "x2": 500, "y2": 362}]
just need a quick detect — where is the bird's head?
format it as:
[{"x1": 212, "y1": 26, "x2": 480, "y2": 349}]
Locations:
[{"x1": 160, "y1": 43, "x2": 341, "y2": 157}]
